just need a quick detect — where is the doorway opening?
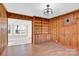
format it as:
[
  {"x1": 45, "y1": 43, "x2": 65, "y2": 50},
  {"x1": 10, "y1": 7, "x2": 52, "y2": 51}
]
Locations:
[{"x1": 8, "y1": 18, "x2": 32, "y2": 46}]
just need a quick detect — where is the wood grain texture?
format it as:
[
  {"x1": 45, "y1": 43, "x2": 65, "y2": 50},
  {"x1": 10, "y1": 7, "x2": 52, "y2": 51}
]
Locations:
[
  {"x1": 32, "y1": 16, "x2": 50, "y2": 44},
  {"x1": 7, "y1": 7, "x2": 79, "y2": 50},
  {"x1": 1, "y1": 42, "x2": 77, "y2": 56},
  {"x1": 7, "y1": 12, "x2": 50, "y2": 45},
  {"x1": 7, "y1": 12, "x2": 33, "y2": 20},
  {"x1": 0, "y1": 4, "x2": 8, "y2": 55},
  {"x1": 50, "y1": 10, "x2": 79, "y2": 50}
]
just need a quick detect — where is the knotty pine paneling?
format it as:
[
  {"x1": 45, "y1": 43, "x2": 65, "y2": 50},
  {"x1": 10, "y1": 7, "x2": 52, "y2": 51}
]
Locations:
[
  {"x1": 7, "y1": 12, "x2": 50, "y2": 44},
  {"x1": 50, "y1": 10, "x2": 79, "y2": 50},
  {"x1": 32, "y1": 17, "x2": 50, "y2": 44},
  {"x1": 7, "y1": 6, "x2": 79, "y2": 51},
  {"x1": 76, "y1": 11, "x2": 79, "y2": 50}
]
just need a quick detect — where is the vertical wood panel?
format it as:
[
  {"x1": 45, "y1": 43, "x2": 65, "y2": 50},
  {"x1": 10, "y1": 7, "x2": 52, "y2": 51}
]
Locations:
[
  {"x1": 32, "y1": 17, "x2": 50, "y2": 44},
  {"x1": 50, "y1": 10, "x2": 79, "y2": 50},
  {"x1": 76, "y1": 11, "x2": 79, "y2": 50},
  {"x1": 0, "y1": 4, "x2": 8, "y2": 55}
]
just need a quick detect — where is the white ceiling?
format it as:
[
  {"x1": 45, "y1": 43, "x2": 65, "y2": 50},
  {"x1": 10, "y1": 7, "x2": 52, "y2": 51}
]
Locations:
[{"x1": 3, "y1": 3, "x2": 79, "y2": 19}]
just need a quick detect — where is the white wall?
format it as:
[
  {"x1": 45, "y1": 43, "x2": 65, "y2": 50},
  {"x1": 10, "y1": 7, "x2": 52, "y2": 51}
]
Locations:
[{"x1": 8, "y1": 18, "x2": 32, "y2": 46}]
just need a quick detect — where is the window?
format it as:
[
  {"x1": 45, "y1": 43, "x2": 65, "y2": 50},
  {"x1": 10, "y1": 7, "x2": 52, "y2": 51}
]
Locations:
[
  {"x1": 15, "y1": 25, "x2": 26, "y2": 34},
  {"x1": 8, "y1": 24, "x2": 28, "y2": 35}
]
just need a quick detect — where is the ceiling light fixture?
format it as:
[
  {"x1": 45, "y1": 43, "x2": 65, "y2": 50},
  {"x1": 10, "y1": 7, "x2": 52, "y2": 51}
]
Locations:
[{"x1": 43, "y1": 4, "x2": 53, "y2": 15}]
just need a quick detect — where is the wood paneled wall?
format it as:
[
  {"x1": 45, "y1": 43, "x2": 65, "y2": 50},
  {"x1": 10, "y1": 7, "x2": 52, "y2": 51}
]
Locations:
[
  {"x1": 32, "y1": 17, "x2": 50, "y2": 44},
  {"x1": 7, "y1": 12, "x2": 50, "y2": 44},
  {"x1": 7, "y1": 7, "x2": 79, "y2": 50},
  {"x1": 0, "y1": 4, "x2": 8, "y2": 55},
  {"x1": 50, "y1": 10, "x2": 79, "y2": 49},
  {"x1": 7, "y1": 12, "x2": 33, "y2": 20},
  {"x1": 0, "y1": 3, "x2": 79, "y2": 55}
]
